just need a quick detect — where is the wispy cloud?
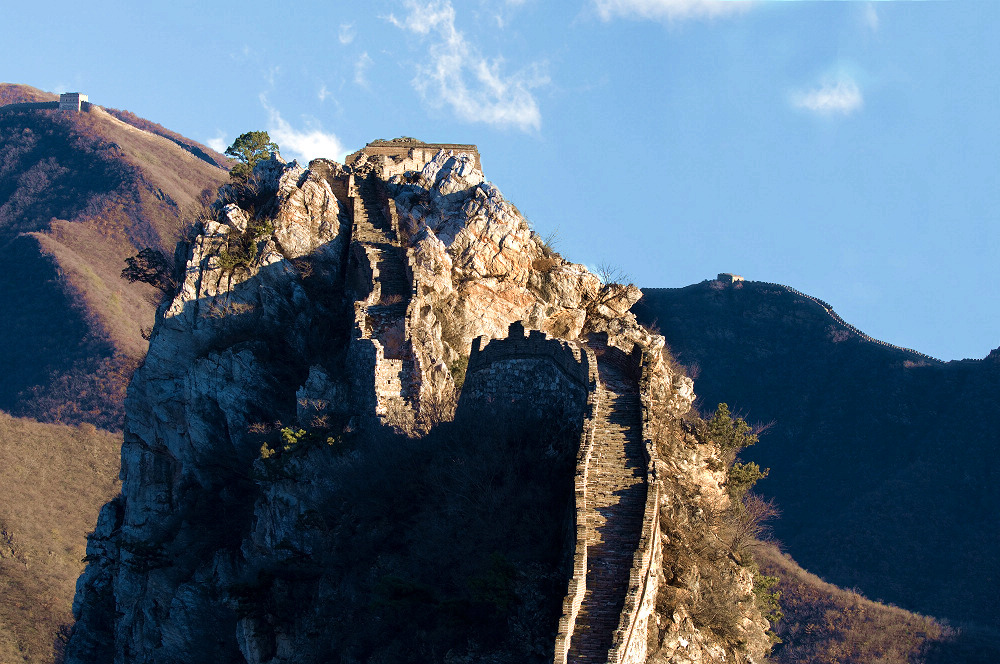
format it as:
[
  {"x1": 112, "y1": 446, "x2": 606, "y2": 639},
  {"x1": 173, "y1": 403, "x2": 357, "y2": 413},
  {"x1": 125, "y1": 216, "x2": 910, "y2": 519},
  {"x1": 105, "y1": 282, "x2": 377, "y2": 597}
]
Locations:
[
  {"x1": 863, "y1": 2, "x2": 879, "y2": 32},
  {"x1": 205, "y1": 131, "x2": 228, "y2": 153},
  {"x1": 355, "y1": 52, "x2": 374, "y2": 89},
  {"x1": 338, "y1": 23, "x2": 355, "y2": 45},
  {"x1": 387, "y1": 0, "x2": 547, "y2": 132},
  {"x1": 318, "y1": 84, "x2": 331, "y2": 103},
  {"x1": 260, "y1": 95, "x2": 347, "y2": 163},
  {"x1": 791, "y1": 76, "x2": 864, "y2": 116},
  {"x1": 593, "y1": 0, "x2": 753, "y2": 22}
]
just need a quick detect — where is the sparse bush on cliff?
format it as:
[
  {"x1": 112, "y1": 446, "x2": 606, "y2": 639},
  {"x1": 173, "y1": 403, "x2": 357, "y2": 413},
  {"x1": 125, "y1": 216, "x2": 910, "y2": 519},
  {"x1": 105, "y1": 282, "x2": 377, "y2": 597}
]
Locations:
[
  {"x1": 651, "y1": 394, "x2": 780, "y2": 659},
  {"x1": 120, "y1": 247, "x2": 173, "y2": 292},
  {"x1": 225, "y1": 131, "x2": 278, "y2": 182},
  {"x1": 707, "y1": 402, "x2": 757, "y2": 461}
]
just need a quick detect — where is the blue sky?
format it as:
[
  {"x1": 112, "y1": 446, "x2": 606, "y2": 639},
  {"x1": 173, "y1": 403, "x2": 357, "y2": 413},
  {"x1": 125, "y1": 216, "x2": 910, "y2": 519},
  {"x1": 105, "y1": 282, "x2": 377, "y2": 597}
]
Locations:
[{"x1": 3, "y1": 0, "x2": 998, "y2": 360}]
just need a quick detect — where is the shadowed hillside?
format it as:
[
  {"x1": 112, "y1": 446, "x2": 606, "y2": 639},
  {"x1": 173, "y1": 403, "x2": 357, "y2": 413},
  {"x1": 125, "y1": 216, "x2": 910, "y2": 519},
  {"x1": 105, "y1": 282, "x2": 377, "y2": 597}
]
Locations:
[
  {"x1": 0, "y1": 83, "x2": 227, "y2": 429},
  {"x1": 635, "y1": 279, "x2": 1000, "y2": 632}
]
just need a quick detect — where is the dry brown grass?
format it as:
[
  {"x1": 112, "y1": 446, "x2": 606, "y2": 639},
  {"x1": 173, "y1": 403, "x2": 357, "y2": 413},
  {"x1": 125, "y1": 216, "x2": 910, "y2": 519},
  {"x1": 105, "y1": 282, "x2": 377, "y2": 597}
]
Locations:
[
  {"x1": 757, "y1": 543, "x2": 949, "y2": 664},
  {"x1": 0, "y1": 411, "x2": 120, "y2": 664},
  {"x1": 0, "y1": 89, "x2": 226, "y2": 428}
]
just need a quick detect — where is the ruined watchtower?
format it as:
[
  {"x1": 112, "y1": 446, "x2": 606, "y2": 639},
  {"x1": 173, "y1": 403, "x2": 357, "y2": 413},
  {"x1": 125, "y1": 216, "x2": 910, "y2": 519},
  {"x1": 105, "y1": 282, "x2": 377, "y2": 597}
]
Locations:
[
  {"x1": 59, "y1": 92, "x2": 88, "y2": 112},
  {"x1": 346, "y1": 137, "x2": 481, "y2": 173}
]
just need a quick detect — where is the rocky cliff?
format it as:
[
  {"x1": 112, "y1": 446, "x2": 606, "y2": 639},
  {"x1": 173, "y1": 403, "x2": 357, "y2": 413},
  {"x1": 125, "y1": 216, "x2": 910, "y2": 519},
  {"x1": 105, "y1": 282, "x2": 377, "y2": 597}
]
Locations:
[{"x1": 67, "y1": 146, "x2": 772, "y2": 663}]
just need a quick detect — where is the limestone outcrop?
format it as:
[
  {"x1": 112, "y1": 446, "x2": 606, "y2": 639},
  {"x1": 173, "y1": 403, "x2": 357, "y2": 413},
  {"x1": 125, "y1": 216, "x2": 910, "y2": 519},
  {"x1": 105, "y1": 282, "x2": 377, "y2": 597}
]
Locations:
[{"x1": 67, "y1": 144, "x2": 771, "y2": 664}]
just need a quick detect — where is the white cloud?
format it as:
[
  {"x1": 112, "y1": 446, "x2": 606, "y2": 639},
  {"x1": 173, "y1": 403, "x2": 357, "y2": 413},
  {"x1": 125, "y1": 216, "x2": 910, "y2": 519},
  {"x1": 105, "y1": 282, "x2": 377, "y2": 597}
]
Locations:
[
  {"x1": 318, "y1": 84, "x2": 331, "y2": 103},
  {"x1": 388, "y1": 0, "x2": 547, "y2": 132},
  {"x1": 260, "y1": 95, "x2": 347, "y2": 163},
  {"x1": 593, "y1": 0, "x2": 753, "y2": 22},
  {"x1": 338, "y1": 23, "x2": 355, "y2": 44},
  {"x1": 864, "y1": 3, "x2": 879, "y2": 32},
  {"x1": 791, "y1": 76, "x2": 864, "y2": 116},
  {"x1": 355, "y1": 52, "x2": 374, "y2": 89},
  {"x1": 206, "y1": 131, "x2": 228, "y2": 153}
]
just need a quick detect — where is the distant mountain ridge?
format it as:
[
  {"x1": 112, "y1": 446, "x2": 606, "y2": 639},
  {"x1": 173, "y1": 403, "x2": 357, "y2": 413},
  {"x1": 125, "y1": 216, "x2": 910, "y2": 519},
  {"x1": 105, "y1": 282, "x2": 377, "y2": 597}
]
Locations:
[
  {"x1": 0, "y1": 83, "x2": 228, "y2": 429},
  {"x1": 635, "y1": 277, "x2": 1000, "y2": 632}
]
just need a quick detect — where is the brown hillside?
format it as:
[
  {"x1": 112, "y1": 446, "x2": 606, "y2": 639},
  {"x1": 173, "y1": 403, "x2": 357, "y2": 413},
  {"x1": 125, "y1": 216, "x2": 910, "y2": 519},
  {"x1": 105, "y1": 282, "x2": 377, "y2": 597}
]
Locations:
[
  {"x1": 0, "y1": 84, "x2": 57, "y2": 106},
  {"x1": 0, "y1": 84, "x2": 227, "y2": 428},
  {"x1": 759, "y1": 543, "x2": 1000, "y2": 664},
  {"x1": 0, "y1": 411, "x2": 120, "y2": 664}
]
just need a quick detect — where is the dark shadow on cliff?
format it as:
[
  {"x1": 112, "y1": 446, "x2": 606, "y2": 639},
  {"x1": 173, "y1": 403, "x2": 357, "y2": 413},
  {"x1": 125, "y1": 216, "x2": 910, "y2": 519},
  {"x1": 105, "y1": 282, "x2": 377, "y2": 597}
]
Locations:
[{"x1": 70, "y1": 237, "x2": 580, "y2": 663}]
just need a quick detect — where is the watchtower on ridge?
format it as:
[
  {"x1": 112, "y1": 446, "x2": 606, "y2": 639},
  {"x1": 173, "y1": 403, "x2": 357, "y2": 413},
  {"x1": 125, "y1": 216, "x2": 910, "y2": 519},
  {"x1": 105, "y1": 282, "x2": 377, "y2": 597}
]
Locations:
[{"x1": 59, "y1": 92, "x2": 88, "y2": 112}]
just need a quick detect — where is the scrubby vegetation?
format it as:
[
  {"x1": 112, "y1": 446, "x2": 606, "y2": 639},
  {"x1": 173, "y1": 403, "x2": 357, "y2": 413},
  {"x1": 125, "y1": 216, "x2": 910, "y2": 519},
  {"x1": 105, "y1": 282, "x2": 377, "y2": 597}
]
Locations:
[
  {"x1": 0, "y1": 85, "x2": 227, "y2": 429},
  {"x1": 756, "y1": 543, "x2": 961, "y2": 664},
  {"x1": 0, "y1": 411, "x2": 120, "y2": 664},
  {"x1": 651, "y1": 398, "x2": 781, "y2": 659}
]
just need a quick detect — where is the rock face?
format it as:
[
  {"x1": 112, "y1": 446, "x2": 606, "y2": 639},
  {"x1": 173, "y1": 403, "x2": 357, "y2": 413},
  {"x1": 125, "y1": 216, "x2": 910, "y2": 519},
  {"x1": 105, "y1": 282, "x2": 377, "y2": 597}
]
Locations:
[{"x1": 68, "y1": 145, "x2": 771, "y2": 663}]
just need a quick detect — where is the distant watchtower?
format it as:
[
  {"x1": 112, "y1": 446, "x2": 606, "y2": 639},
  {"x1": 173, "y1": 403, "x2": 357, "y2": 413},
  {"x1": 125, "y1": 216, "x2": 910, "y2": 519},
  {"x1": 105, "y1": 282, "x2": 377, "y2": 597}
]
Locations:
[
  {"x1": 717, "y1": 273, "x2": 744, "y2": 284},
  {"x1": 58, "y1": 92, "x2": 88, "y2": 112}
]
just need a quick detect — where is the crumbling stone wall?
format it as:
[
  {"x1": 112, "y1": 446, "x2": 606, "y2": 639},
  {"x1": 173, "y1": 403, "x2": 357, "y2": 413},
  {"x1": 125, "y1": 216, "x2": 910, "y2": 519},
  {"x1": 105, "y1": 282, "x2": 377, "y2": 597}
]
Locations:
[
  {"x1": 347, "y1": 138, "x2": 482, "y2": 173},
  {"x1": 456, "y1": 321, "x2": 589, "y2": 422}
]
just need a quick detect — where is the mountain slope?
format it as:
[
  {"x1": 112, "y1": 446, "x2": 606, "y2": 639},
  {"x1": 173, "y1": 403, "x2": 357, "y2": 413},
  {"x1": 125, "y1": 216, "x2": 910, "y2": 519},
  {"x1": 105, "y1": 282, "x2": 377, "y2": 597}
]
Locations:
[
  {"x1": 634, "y1": 278, "x2": 1000, "y2": 630},
  {"x1": 0, "y1": 411, "x2": 120, "y2": 664},
  {"x1": 0, "y1": 83, "x2": 228, "y2": 429}
]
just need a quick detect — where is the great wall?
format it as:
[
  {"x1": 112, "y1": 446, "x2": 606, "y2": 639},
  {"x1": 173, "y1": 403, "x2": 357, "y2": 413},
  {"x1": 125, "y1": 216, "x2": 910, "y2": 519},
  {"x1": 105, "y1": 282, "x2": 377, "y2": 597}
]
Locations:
[
  {"x1": 308, "y1": 142, "x2": 672, "y2": 662},
  {"x1": 457, "y1": 321, "x2": 662, "y2": 664}
]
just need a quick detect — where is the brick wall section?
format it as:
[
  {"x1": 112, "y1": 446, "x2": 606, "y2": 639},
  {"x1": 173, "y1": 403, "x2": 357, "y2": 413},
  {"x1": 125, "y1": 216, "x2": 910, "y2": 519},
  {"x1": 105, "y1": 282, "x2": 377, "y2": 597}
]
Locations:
[
  {"x1": 757, "y1": 281, "x2": 943, "y2": 362},
  {"x1": 553, "y1": 345, "x2": 600, "y2": 664},
  {"x1": 457, "y1": 323, "x2": 590, "y2": 426},
  {"x1": 466, "y1": 321, "x2": 590, "y2": 390},
  {"x1": 0, "y1": 101, "x2": 60, "y2": 114},
  {"x1": 606, "y1": 353, "x2": 663, "y2": 664},
  {"x1": 345, "y1": 174, "x2": 419, "y2": 426},
  {"x1": 346, "y1": 140, "x2": 482, "y2": 171}
]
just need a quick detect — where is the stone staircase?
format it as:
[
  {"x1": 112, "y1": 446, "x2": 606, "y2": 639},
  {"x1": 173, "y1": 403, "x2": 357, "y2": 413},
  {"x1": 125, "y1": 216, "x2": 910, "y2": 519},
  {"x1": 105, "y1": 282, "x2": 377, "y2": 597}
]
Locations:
[
  {"x1": 566, "y1": 355, "x2": 647, "y2": 662},
  {"x1": 355, "y1": 177, "x2": 411, "y2": 305},
  {"x1": 351, "y1": 175, "x2": 416, "y2": 420}
]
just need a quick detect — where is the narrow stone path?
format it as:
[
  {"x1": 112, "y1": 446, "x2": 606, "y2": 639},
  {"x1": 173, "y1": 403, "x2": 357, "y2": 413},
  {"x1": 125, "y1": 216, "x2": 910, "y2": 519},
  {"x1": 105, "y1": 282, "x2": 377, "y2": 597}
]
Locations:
[
  {"x1": 352, "y1": 176, "x2": 415, "y2": 411},
  {"x1": 566, "y1": 348, "x2": 646, "y2": 663}
]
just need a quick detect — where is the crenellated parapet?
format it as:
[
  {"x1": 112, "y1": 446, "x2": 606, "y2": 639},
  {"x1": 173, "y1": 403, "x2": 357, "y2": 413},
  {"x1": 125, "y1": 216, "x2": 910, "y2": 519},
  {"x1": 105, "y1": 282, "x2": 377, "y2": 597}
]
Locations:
[{"x1": 466, "y1": 321, "x2": 590, "y2": 389}]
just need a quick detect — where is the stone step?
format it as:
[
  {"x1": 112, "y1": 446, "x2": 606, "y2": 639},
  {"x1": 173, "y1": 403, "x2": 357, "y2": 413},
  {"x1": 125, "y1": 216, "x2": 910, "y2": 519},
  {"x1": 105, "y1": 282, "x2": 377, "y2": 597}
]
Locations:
[{"x1": 566, "y1": 353, "x2": 647, "y2": 663}]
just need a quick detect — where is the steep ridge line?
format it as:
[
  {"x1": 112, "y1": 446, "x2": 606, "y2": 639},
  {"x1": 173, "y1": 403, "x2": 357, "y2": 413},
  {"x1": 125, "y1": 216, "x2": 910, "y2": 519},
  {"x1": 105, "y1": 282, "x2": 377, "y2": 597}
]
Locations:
[
  {"x1": 563, "y1": 338, "x2": 647, "y2": 663},
  {"x1": 642, "y1": 281, "x2": 943, "y2": 363}
]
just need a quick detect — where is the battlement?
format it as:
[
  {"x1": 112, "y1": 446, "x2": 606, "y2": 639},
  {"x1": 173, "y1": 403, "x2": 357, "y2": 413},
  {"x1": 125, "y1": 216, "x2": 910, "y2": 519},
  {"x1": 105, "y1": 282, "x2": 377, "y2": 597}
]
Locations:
[
  {"x1": 59, "y1": 92, "x2": 88, "y2": 112},
  {"x1": 717, "y1": 272, "x2": 743, "y2": 284},
  {"x1": 346, "y1": 137, "x2": 482, "y2": 172},
  {"x1": 467, "y1": 321, "x2": 589, "y2": 388}
]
